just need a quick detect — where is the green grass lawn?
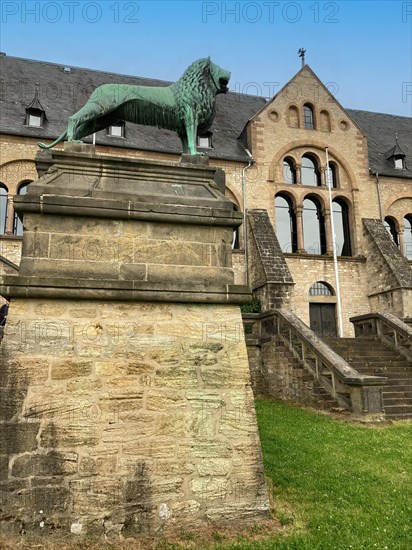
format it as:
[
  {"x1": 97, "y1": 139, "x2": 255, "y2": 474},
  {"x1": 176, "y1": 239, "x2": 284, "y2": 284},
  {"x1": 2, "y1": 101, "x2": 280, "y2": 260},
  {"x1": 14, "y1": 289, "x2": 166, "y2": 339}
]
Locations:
[
  {"x1": 2, "y1": 400, "x2": 411, "y2": 550},
  {"x1": 251, "y1": 399, "x2": 412, "y2": 550}
]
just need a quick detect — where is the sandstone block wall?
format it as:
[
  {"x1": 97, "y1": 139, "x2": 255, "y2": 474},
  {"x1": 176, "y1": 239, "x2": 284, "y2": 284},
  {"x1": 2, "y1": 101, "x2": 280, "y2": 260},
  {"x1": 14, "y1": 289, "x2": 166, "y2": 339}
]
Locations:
[
  {"x1": 18, "y1": 213, "x2": 234, "y2": 286},
  {"x1": 1, "y1": 299, "x2": 269, "y2": 535},
  {"x1": 285, "y1": 255, "x2": 370, "y2": 337},
  {"x1": 246, "y1": 340, "x2": 330, "y2": 408}
]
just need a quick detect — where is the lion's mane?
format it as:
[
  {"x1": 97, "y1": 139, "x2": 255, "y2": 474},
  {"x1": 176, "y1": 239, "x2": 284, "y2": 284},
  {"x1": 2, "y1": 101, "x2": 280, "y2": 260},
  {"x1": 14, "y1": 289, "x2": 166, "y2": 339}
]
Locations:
[{"x1": 171, "y1": 58, "x2": 218, "y2": 135}]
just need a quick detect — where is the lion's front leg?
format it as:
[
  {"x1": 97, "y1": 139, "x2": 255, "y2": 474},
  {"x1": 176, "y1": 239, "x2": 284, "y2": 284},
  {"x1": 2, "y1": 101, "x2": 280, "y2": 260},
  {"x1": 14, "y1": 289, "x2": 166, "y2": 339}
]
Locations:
[
  {"x1": 186, "y1": 124, "x2": 198, "y2": 156},
  {"x1": 184, "y1": 112, "x2": 202, "y2": 156}
]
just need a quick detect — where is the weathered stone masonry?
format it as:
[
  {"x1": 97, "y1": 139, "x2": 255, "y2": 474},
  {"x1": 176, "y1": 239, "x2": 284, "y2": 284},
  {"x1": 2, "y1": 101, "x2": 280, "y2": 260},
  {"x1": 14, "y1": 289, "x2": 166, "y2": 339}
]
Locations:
[{"x1": 0, "y1": 148, "x2": 270, "y2": 536}]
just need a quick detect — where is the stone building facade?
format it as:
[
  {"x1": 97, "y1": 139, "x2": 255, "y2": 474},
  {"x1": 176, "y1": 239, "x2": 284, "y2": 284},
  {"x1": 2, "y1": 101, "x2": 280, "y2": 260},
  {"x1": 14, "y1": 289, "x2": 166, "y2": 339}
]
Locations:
[{"x1": 1, "y1": 54, "x2": 411, "y2": 334}]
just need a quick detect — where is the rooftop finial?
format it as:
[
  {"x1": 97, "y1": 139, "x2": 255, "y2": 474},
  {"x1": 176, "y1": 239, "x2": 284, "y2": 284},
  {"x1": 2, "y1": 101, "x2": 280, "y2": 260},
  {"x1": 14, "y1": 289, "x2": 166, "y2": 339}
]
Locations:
[{"x1": 298, "y1": 48, "x2": 306, "y2": 68}]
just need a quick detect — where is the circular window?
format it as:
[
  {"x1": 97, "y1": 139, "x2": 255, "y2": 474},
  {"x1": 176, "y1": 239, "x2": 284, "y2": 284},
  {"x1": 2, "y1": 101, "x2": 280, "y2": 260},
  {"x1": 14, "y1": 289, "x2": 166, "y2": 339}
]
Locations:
[{"x1": 269, "y1": 110, "x2": 279, "y2": 122}]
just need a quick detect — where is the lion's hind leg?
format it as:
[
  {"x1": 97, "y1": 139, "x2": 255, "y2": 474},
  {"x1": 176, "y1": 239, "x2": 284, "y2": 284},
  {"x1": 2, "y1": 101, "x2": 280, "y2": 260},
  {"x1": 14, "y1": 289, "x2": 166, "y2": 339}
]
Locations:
[
  {"x1": 67, "y1": 100, "x2": 107, "y2": 142},
  {"x1": 179, "y1": 133, "x2": 189, "y2": 155}
]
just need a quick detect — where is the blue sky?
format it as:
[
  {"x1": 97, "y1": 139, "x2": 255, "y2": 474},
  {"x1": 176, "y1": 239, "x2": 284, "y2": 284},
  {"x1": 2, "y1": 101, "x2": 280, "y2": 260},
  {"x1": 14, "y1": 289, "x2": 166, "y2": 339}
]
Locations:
[{"x1": 1, "y1": 0, "x2": 411, "y2": 115}]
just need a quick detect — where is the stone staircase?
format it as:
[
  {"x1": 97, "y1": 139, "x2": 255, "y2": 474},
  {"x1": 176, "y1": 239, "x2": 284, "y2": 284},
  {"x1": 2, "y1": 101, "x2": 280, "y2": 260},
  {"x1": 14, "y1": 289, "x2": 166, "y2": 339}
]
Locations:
[
  {"x1": 270, "y1": 336, "x2": 342, "y2": 411},
  {"x1": 325, "y1": 336, "x2": 412, "y2": 419}
]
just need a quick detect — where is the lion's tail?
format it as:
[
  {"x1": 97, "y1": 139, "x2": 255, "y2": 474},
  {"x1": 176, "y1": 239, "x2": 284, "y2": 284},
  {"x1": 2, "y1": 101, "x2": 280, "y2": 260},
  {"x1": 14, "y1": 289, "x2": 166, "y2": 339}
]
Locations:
[{"x1": 38, "y1": 130, "x2": 68, "y2": 150}]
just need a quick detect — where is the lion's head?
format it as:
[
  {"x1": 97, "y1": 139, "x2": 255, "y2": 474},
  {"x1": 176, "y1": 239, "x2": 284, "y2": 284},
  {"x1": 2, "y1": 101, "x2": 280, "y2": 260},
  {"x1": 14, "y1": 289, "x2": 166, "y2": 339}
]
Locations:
[
  {"x1": 209, "y1": 59, "x2": 231, "y2": 94},
  {"x1": 172, "y1": 57, "x2": 231, "y2": 101}
]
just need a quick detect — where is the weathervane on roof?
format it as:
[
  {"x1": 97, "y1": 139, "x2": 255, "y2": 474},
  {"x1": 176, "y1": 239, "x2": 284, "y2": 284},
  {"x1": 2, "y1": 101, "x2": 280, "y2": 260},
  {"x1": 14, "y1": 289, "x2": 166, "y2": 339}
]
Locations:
[{"x1": 298, "y1": 48, "x2": 306, "y2": 68}]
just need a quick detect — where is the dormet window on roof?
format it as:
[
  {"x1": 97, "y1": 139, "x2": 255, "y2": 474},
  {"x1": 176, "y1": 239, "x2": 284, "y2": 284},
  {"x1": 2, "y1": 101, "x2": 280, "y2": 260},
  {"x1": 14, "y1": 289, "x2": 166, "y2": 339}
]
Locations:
[
  {"x1": 108, "y1": 120, "x2": 125, "y2": 138},
  {"x1": 394, "y1": 157, "x2": 405, "y2": 170},
  {"x1": 197, "y1": 132, "x2": 212, "y2": 149},
  {"x1": 26, "y1": 110, "x2": 43, "y2": 127},
  {"x1": 25, "y1": 85, "x2": 46, "y2": 128},
  {"x1": 384, "y1": 137, "x2": 407, "y2": 170}
]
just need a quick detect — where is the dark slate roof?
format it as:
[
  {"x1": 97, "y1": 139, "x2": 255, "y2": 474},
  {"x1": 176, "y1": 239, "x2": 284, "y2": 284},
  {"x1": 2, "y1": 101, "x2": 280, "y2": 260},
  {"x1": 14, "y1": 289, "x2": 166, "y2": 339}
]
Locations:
[
  {"x1": 347, "y1": 109, "x2": 412, "y2": 178},
  {"x1": 0, "y1": 55, "x2": 411, "y2": 177}
]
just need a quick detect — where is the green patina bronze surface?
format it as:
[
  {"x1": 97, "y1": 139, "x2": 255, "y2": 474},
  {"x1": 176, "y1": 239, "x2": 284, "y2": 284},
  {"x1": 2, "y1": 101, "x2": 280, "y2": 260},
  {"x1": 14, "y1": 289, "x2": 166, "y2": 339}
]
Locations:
[{"x1": 38, "y1": 58, "x2": 231, "y2": 156}]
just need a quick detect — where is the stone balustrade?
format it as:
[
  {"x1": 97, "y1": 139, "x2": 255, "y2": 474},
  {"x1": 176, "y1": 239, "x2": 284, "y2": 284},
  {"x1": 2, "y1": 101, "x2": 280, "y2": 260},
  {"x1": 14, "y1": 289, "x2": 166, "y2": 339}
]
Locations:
[{"x1": 351, "y1": 312, "x2": 412, "y2": 361}]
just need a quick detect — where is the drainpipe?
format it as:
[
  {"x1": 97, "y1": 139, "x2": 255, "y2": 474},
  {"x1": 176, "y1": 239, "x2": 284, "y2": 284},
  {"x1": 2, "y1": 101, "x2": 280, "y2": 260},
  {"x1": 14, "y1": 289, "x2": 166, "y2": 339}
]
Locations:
[
  {"x1": 242, "y1": 149, "x2": 254, "y2": 286},
  {"x1": 326, "y1": 148, "x2": 344, "y2": 338}
]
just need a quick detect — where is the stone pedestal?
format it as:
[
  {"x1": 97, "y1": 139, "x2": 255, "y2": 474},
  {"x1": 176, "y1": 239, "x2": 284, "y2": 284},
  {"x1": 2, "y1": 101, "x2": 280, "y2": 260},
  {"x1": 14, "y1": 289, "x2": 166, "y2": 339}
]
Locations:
[{"x1": 0, "y1": 148, "x2": 270, "y2": 536}]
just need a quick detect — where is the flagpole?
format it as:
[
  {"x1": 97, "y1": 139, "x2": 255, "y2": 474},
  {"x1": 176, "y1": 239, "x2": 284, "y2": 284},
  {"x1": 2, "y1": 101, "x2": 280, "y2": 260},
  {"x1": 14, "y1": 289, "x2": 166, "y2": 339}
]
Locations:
[{"x1": 325, "y1": 148, "x2": 343, "y2": 337}]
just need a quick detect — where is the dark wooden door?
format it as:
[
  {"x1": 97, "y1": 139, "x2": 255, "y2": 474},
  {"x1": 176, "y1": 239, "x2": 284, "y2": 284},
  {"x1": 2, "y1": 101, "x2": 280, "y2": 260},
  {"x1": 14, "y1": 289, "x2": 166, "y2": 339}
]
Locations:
[{"x1": 309, "y1": 303, "x2": 337, "y2": 337}]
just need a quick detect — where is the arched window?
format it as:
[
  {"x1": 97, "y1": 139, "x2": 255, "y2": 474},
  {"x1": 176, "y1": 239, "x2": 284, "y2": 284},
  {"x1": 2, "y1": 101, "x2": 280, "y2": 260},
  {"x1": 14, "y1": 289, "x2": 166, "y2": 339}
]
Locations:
[
  {"x1": 308, "y1": 281, "x2": 337, "y2": 336},
  {"x1": 309, "y1": 281, "x2": 334, "y2": 296},
  {"x1": 303, "y1": 104, "x2": 315, "y2": 130},
  {"x1": 283, "y1": 158, "x2": 296, "y2": 184},
  {"x1": 333, "y1": 199, "x2": 352, "y2": 256},
  {"x1": 1, "y1": 185, "x2": 8, "y2": 235},
  {"x1": 302, "y1": 197, "x2": 326, "y2": 254},
  {"x1": 326, "y1": 162, "x2": 338, "y2": 188},
  {"x1": 404, "y1": 215, "x2": 412, "y2": 260},
  {"x1": 320, "y1": 110, "x2": 331, "y2": 132},
  {"x1": 384, "y1": 217, "x2": 399, "y2": 247},
  {"x1": 13, "y1": 182, "x2": 30, "y2": 236},
  {"x1": 275, "y1": 194, "x2": 297, "y2": 253},
  {"x1": 301, "y1": 154, "x2": 321, "y2": 186},
  {"x1": 232, "y1": 204, "x2": 240, "y2": 249},
  {"x1": 287, "y1": 105, "x2": 300, "y2": 128}
]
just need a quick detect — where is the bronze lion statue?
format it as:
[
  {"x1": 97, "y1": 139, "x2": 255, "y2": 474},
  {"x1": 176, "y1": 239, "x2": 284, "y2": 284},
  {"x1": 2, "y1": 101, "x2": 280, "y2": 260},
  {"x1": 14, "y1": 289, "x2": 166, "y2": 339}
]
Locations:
[{"x1": 38, "y1": 58, "x2": 231, "y2": 155}]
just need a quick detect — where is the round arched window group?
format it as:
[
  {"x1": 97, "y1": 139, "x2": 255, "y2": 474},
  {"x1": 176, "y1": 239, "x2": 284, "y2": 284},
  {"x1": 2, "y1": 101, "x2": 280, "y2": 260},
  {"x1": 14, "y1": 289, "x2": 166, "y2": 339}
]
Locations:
[
  {"x1": 287, "y1": 104, "x2": 332, "y2": 132},
  {"x1": 283, "y1": 154, "x2": 338, "y2": 188},
  {"x1": 0, "y1": 181, "x2": 31, "y2": 236},
  {"x1": 275, "y1": 193, "x2": 351, "y2": 256},
  {"x1": 384, "y1": 214, "x2": 412, "y2": 260}
]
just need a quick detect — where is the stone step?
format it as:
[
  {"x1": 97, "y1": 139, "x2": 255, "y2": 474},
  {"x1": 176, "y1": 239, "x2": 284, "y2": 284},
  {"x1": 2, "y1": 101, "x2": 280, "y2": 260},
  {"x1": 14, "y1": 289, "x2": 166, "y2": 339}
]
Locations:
[
  {"x1": 328, "y1": 349, "x2": 403, "y2": 360},
  {"x1": 383, "y1": 379, "x2": 412, "y2": 387},
  {"x1": 352, "y1": 366, "x2": 412, "y2": 375},
  {"x1": 349, "y1": 360, "x2": 411, "y2": 368},
  {"x1": 382, "y1": 397, "x2": 412, "y2": 407},
  {"x1": 383, "y1": 390, "x2": 412, "y2": 398},
  {"x1": 330, "y1": 344, "x2": 402, "y2": 353},
  {"x1": 356, "y1": 376, "x2": 412, "y2": 386},
  {"x1": 351, "y1": 367, "x2": 412, "y2": 375},
  {"x1": 383, "y1": 404, "x2": 412, "y2": 417},
  {"x1": 326, "y1": 337, "x2": 381, "y2": 342},
  {"x1": 341, "y1": 350, "x2": 408, "y2": 358},
  {"x1": 328, "y1": 340, "x2": 397, "y2": 349}
]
